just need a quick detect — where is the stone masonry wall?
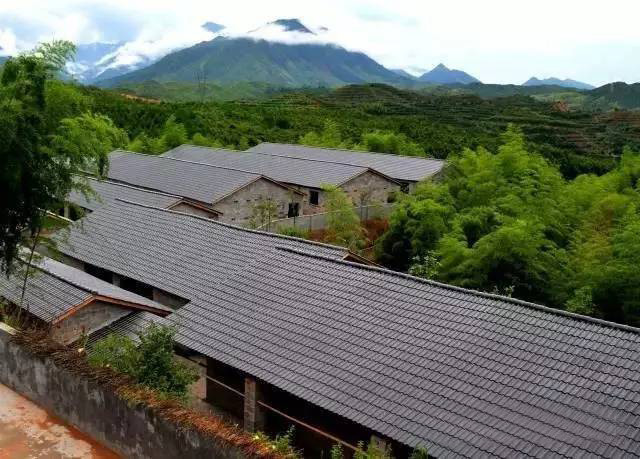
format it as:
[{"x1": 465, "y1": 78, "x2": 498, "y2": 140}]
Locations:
[{"x1": 213, "y1": 178, "x2": 303, "y2": 225}]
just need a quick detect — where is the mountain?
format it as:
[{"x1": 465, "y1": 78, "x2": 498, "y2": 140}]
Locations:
[
  {"x1": 99, "y1": 19, "x2": 410, "y2": 88},
  {"x1": 391, "y1": 69, "x2": 417, "y2": 80},
  {"x1": 67, "y1": 22, "x2": 225, "y2": 84},
  {"x1": 418, "y1": 63, "x2": 480, "y2": 85},
  {"x1": 269, "y1": 18, "x2": 314, "y2": 34},
  {"x1": 66, "y1": 42, "x2": 125, "y2": 82},
  {"x1": 202, "y1": 22, "x2": 225, "y2": 34},
  {"x1": 585, "y1": 82, "x2": 640, "y2": 109},
  {"x1": 523, "y1": 77, "x2": 594, "y2": 90}
]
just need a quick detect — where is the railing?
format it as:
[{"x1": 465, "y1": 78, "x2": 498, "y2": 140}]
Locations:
[{"x1": 258, "y1": 203, "x2": 394, "y2": 233}]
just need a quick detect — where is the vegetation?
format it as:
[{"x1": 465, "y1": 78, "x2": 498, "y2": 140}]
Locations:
[
  {"x1": 378, "y1": 125, "x2": 640, "y2": 326},
  {"x1": 0, "y1": 41, "x2": 127, "y2": 274},
  {"x1": 322, "y1": 185, "x2": 365, "y2": 250},
  {"x1": 88, "y1": 324, "x2": 198, "y2": 399}
]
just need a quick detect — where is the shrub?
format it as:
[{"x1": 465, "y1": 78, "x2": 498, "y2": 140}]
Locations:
[{"x1": 88, "y1": 325, "x2": 198, "y2": 399}]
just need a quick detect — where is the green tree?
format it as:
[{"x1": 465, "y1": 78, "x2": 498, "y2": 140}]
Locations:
[
  {"x1": 322, "y1": 185, "x2": 364, "y2": 250},
  {"x1": 0, "y1": 40, "x2": 103, "y2": 274},
  {"x1": 161, "y1": 114, "x2": 187, "y2": 149},
  {"x1": 89, "y1": 324, "x2": 198, "y2": 399}
]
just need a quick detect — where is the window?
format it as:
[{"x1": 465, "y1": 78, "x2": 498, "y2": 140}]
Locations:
[
  {"x1": 288, "y1": 202, "x2": 300, "y2": 217},
  {"x1": 309, "y1": 190, "x2": 319, "y2": 206}
]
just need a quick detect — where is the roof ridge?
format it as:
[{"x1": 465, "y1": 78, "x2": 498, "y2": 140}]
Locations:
[
  {"x1": 274, "y1": 247, "x2": 640, "y2": 336},
  {"x1": 171, "y1": 144, "x2": 370, "y2": 171},
  {"x1": 168, "y1": 144, "x2": 241, "y2": 153},
  {"x1": 252, "y1": 142, "x2": 446, "y2": 164},
  {"x1": 113, "y1": 198, "x2": 353, "y2": 253},
  {"x1": 111, "y1": 149, "x2": 263, "y2": 177},
  {"x1": 84, "y1": 177, "x2": 183, "y2": 200}
]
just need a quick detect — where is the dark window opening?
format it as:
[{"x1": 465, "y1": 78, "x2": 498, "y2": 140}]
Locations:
[
  {"x1": 400, "y1": 183, "x2": 410, "y2": 193},
  {"x1": 309, "y1": 190, "x2": 319, "y2": 206},
  {"x1": 287, "y1": 202, "x2": 300, "y2": 218},
  {"x1": 119, "y1": 277, "x2": 154, "y2": 300},
  {"x1": 84, "y1": 263, "x2": 113, "y2": 283}
]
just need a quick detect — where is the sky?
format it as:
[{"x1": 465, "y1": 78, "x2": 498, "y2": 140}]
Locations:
[{"x1": 1, "y1": 0, "x2": 639, "y2": 86}]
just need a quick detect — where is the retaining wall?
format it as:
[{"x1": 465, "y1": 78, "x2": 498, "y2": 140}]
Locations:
[{"x1": 0, "y1": 324, "x2": 246, "y2": 459}]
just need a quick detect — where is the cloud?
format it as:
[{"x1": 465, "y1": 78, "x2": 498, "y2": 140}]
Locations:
[{"x1": 1, "y1": 0, "x2": 639, "y2": 86}]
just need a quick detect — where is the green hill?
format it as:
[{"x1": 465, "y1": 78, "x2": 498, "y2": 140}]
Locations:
[
  {"x1": 585, "y1": 82, "x2": 640, "y2": 110},
  {"x1": 99, "y1": 36, "x2": 409, "y2": 88}
]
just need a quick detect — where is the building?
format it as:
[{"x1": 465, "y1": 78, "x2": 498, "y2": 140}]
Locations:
[
  {"x1": 106, "y1": 150, "x2": 304, "y2": 225},
  {"x1": 0, "y1": 256, "x2": 170, "y2": 344},
  {"x1": 247, "y1": 142, "x2": 445, "y2": 191},
  {"x1": 66, "y1": 177, "x2": 221, "y2": 220},
  {"x1": 53, "y1": 200, "x2": 640, "y2": 457},
  {"x1": 162, "y1": 145, "x2": 401, "y2": 214},
  {"x1": 54, "y1": 199, "x2": 361, "y2": 311}
]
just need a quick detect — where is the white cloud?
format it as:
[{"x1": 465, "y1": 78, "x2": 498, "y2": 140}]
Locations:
[{"x1": 1, "y1": 0, "x2": 639, "y2": 86}]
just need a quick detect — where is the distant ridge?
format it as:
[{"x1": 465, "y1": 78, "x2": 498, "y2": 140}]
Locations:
[
  {"x1": 418, "y1": 63, "x2": 480, "y2": 85},
  {"x1": 391, "y1": 69, "x2": 417, "y2": 80},
  {"x1": 523, "y1": 77, "x2": 594, "y2": 90}
]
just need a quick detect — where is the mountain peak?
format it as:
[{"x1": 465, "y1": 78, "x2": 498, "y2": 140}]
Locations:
[
  {"x1": 269, "y1": 19, "x2": 314, "y2": 34},
  {"x1": 202, "y1": 22, "x2": 225, "y2": 34},
  {"x1": 523, "y1": 76, "x2": 594, "y2": 90},
  {"x1": 418, "y1": 63, "x2": 480, "y2": 85}
]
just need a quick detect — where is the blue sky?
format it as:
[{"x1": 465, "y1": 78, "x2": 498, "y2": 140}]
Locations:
[{"x1": 1, "y1": 0, "x2": 639, "y2": 86}]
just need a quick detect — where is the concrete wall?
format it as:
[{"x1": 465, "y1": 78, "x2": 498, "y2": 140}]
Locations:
[
  {"x1": 0, "y1": 325, "x2": 246, "y2": 459},
  {"x1": 213, "y1": 178, "x2": 303, "y2": 225},
  {"x1": 51, "y1": 301, "x2": 130, "y2": 345}
]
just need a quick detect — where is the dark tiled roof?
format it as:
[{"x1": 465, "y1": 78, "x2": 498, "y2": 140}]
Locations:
[
  {"x1": 162, "y1": 145, "x2": 397, "y2": 188},
  {"x1": 68, "y1": 177, "x2": 182, "y2": 211},
  {"x1": 55, "y1": 200, "x2": 351, "y2": 302},
  {"x1": 107, "y1": 150, "x2": 269, "y2": 204},
  {"x1": 87, "y1": 311, "x2": 164, "y2": 347},
  {"x1": 161, "y1": 247, "x2": 640, "y2": 458},
  {"x1": 0, "y1": 257, "x2": 170, "y2": 323},
  {"x1": 247, "y1": 143, "x2": 445, "y2": 182}
]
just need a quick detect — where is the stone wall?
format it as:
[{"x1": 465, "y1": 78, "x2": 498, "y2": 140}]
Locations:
[
  {"x1": 213, "y1": 178, "x2": 303, "y2": 225},
  {"x1": 297, "y1": 171, "x2": 399, "y2": 215},
  {"x1": 0, "y1": 324, "x2": 247, "y2": 459}
]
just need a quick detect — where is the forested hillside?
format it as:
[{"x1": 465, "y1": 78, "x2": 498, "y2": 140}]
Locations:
[{"x1": 84, "y1": 83, "x2": 640, "y2": 177}]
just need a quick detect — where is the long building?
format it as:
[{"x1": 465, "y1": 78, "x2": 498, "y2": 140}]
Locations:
[
  {"x1": 162, "y1": 145, "x2": 401, "y2": 214},
  {"x1": 51, "y1": 199, "x2": 640, "y2": 458},
  {"x1": 106, "y1": 150, "x2": 305, "y2": 225},
  {"x1": 247, "y1": 142, "x2": 445, "y2": 190}
]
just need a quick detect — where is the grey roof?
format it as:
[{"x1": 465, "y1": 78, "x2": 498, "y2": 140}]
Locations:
[
  {"x1": 247, "y1": 142, "x2": 445, "y2": 182},
  {"x1": 87, "y1": 311, "x2": 164, "y2": 347},
  {"x1": 55, "y1": 200, "x2": 351, "y2": 303},
  {"x1": 0, "y1": 257, "x2": 170, "y2": 323},
  {"x1": 162, "y1": 145, "x2": 397, "y2": 189},
  {"x1": 107, "y1": 150, "x2": 279, "y2": 205},
  {"x1": 68, "y1": 177, "x2": 182, "y2": 211},
  {"x1": 151, "y1": 248, "x2": 640, "y2": 458}
]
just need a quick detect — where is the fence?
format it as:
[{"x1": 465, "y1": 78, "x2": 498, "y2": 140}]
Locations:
[{"x1": 258, "y1": 203, "x2": 394, "y2": 233}]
